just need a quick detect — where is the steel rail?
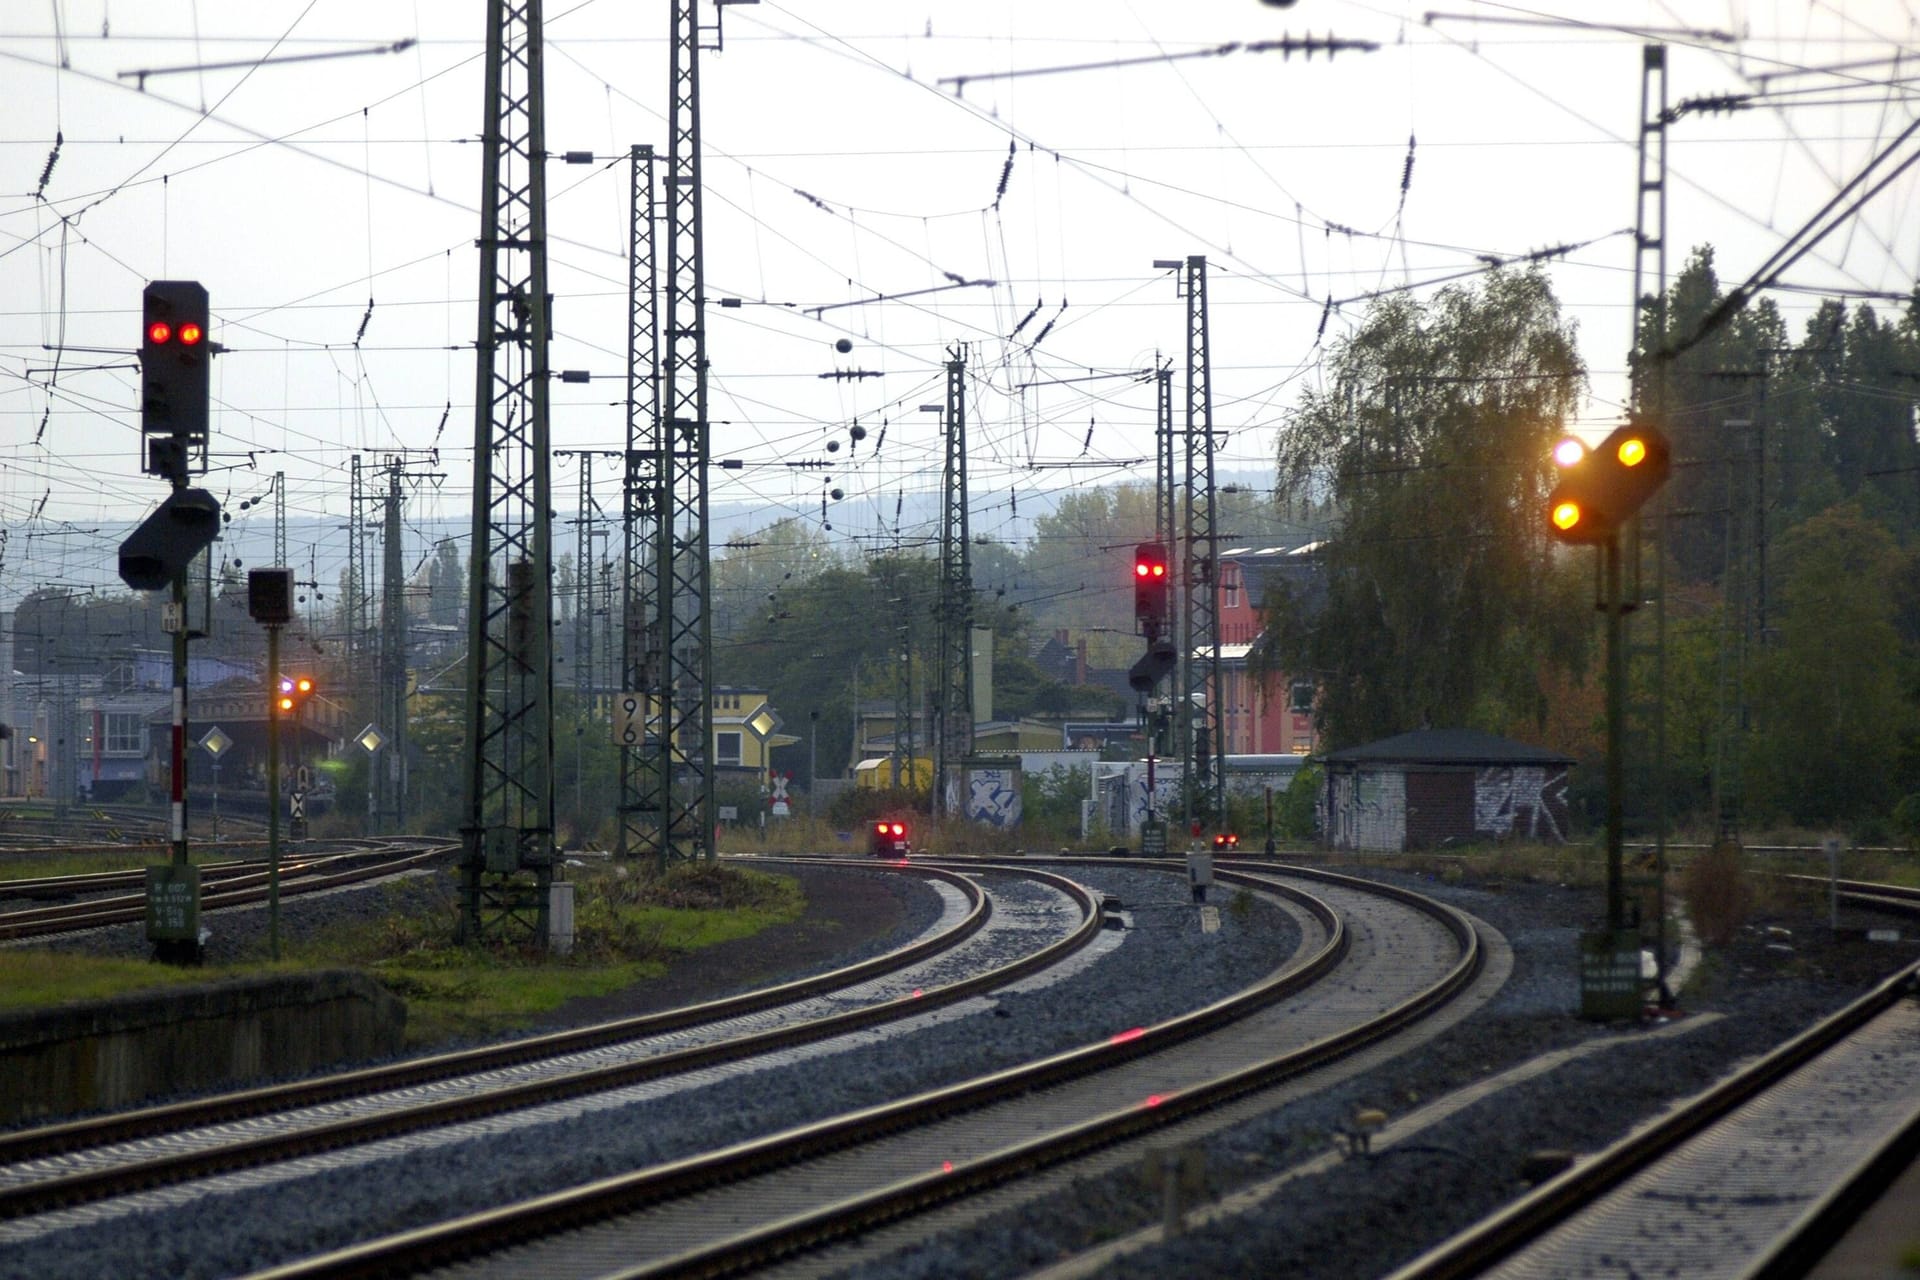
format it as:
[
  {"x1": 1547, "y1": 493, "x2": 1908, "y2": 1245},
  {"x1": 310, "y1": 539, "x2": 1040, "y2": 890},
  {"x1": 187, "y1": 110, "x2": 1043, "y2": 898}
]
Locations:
[
  {"x1": 0, "y1": 859, "x2": 985, "y2": 1167},
  {"x1": 0, "y1": 863, "x2": 1100, "y2": 1219},
  {"x1": 1383, "y1": 958, "x2": 1920, "y2": 1280},
  {"x1": 0, "y1": 842, "x2": 451, "y2": 942},
  {"x1": 241, "y1": 867, "x2": 1464, "y2": 1280},
  {"x1": 0, "y1": 840, "x2": 425, "y2": 911},
  {"x1": 1743, "y1": 1042, "x2": 1920, "y2": 1279},
  {"x1": 608, "y1": 863, "x2": 1481, "y2": 1280}
]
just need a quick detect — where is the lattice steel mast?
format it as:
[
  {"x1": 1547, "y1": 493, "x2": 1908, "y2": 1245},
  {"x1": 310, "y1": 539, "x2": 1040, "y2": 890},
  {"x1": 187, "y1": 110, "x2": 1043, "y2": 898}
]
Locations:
[
  {"x1": 273, "y1": 471, "x2": 286, "y2": 567},
  {"x1": 1154, "y1": 360, "x2": 1175, "y2": 548},
  {"x1": 1626, "y1": 43, "x2": 1672, "y2": 996},
  {"x1": 618, "y1": 143, "x2": 662, "y2": 862},
  {"x1": 1179, "y1": 255, "x2": 1225, "y2": 828},
  {"x1": 376, "y1": 457, "x2": 408, "y2": 832},
  {"x1": 348, "y1": 454, "x2": 366, "y2": 673},
  {"x1": 573, "y1": 452, "x2": 598, "y2": 713},
  {"x1": 458, "y1": 0, "x2": 557, "y2": 940},
  {"x1": 653, "y1": 0, "x2": 721, "y2": 865},
  {"x1": 934, "y1": 346, "x2": 973, "y2": 812}
]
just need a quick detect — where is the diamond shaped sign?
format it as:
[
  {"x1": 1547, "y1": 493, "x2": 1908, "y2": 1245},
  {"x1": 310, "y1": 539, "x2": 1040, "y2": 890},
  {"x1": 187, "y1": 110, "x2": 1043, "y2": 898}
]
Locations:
[
  {"x1": 356, "y1": 723, "x2": 387, "y2": 754},
  {"x1": 199, "y1": 726, "x2": 233, "y2": 758}
]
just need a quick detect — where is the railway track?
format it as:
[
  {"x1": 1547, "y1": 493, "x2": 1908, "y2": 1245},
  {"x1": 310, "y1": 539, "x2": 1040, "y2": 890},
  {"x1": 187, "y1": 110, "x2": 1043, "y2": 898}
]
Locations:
[
  {"x1": 0, "y1": 801, "x2": 259, "y2": 847},
  {"x1": 211, "y1": 861, "x2": 1482, "y2": 1280},
  {"x1": 0, "y1": 860, "x2": 1096, "y2": 1230},
  {"x1": 0, "y1": 838, "x2": 452, "y2": 943},
  {"x1": 1389, "y1": 958, "x2": 1920, "y2": 1280}
]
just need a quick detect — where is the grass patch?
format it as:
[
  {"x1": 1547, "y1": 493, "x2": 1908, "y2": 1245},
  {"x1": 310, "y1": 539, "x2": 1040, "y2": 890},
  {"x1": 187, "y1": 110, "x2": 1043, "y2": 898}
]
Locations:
[
  {"x1": 0, "y1": 865, "x2": 807, "y2": 1050},
  {"x1": 0, "y1": 950, "x2": 270, "y2": 1011},
  {"x1": 302, "y1": 864, "x2": 806, "y2": 1047}
]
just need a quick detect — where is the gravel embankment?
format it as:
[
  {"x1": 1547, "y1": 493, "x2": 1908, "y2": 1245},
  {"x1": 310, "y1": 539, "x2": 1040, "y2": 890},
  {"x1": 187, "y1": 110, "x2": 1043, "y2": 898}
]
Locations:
[
  {"x1": 828, "y1": 866, "x2": 1920, "y2": 1280},
  {"x1": 2, "y1": 862, "x2": 1296, "y2": 1280}
]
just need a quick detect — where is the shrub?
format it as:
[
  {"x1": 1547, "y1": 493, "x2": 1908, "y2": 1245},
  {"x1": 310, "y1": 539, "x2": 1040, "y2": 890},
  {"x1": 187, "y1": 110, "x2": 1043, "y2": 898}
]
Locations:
[
  {"x1": 1892, "y1": 794, "x2": 1920, "y2": 851},
  {"x1": 1680, "y1": 837, "x2": 1752, "y2": 946}
]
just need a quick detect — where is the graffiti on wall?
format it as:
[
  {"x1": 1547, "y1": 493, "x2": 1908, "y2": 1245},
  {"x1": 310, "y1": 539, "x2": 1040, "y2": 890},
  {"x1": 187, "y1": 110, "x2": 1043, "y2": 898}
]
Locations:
[
  {"x1": 1126, "y1": 763, "x2": 1182, "y2": 833},
  {"x1": 1329, "y1": 769, "x2": 1405, "y2": 851},
  {"x1": 1473, "y1": 766, "x2": 1565, "y2": 841},
  {"x1": 966, "y1": 768, "x2": 1022, "y2": 828}
]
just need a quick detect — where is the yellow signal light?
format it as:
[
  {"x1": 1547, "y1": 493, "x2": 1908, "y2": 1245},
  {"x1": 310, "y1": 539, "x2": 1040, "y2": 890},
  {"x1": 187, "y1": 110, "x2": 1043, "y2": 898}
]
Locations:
[
  {"x1": 1551, "y1": 500, "x2": 1584, "y2": 532},
  {"x1": 277, "y1": 696, "x2": 296, "y2": 713},
  {"x1": 1616, "y1": 436, "x2": 1648, "y2": 468}
]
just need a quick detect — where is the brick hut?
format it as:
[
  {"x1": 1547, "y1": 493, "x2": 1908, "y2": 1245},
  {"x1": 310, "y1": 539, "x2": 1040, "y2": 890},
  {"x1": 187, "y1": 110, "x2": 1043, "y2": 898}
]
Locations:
[{"x1": 1320, "y1": 728, "x2": 1574, "y2": 852}]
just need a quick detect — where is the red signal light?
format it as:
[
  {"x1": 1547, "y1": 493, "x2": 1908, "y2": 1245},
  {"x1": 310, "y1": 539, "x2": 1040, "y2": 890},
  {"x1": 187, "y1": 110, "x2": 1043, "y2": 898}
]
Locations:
[
  {"x1": 891, "y1": 823, "x2": 905, "y2": 836},
  {"x1": 178, "y1": 321, "x2": 203, "y2": 346},
  {"x1": 148, "y1": 321, "x2": 172, "y2": 345},
  {"x1": 1135, "y1": 562, "x2": 1150, "y2": 577},
  {"x1": 875, "y1": 823, "x2": 887, "y2": 835}
]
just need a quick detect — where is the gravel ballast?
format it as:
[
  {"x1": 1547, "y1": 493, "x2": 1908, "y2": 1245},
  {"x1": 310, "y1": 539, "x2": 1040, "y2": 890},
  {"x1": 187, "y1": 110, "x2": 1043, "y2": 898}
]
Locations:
[
  {"x1": 826, "y1": 865, "x2": 1920, "y2": 1280},
  {"x1": 0, "y1": 862, "x2": 1297, "y2": 1280}
]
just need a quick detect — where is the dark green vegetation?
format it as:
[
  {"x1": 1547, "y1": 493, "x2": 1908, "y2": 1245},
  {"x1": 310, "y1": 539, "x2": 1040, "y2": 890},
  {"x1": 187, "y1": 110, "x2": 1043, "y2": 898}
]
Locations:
[{"x1": 1256, "y1": 257, "x2": 1920, "y2": 839}]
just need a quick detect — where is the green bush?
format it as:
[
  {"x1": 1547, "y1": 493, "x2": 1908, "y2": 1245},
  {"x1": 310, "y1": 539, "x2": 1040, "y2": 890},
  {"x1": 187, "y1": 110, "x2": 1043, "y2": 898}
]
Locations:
[
  {"x1": 1893, "y1": 794, "x2": 1920, "y2": 851},
  {"x1": 1021, "y1": 764, "x2": 1088, "y2": 838}
]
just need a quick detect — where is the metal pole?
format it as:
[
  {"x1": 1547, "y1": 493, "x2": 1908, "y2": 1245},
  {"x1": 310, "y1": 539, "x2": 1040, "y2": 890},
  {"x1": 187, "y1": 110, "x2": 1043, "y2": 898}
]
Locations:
[
  {"x1": 1605, "y1": 533, "x2": 1625, "y2": 933},
  {"x1": 170, "y1": 570, "x2": 189, "y2": 867},
  {"x1": 267, "y1": 623, "x2": 282, "y2": 960}
]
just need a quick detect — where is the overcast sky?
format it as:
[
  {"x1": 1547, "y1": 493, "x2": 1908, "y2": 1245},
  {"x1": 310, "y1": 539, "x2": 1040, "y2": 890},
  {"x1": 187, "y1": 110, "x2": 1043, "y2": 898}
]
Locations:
[{"x1": 2, "y1": 1, "x2": 1916, "y2": 600}]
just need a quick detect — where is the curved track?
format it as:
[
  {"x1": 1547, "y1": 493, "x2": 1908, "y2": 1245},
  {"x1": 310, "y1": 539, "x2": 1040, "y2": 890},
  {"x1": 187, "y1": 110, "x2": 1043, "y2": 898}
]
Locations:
[
  {"x1": 0, "y1": 860, "x2": 1097, "y2": 1230},
  {"x1": 233, "y1": 860, "x2": 1482, "y2": 1280},
  {"x1": 0, "y1": 838, "x2": 451, "y2": 943}
]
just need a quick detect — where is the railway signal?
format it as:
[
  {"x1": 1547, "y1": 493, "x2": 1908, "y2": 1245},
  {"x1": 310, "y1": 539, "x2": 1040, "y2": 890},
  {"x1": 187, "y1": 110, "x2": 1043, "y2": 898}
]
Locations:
[
  {"x1": 277, "y1": 675, "x2": 316, "y2": 716},
  {"x1": 1547, "y1": 423, "x2": 1672, "y2": 544},
  {"x1": 1133, "y1": 542, "x2": 1170, "y2": 638},
  {"x1": 141, "y1": 280, "x2": 211, "y2": 478},
  {"x1": 1128, "y1": 639, "x2": 1178, "y2": 694},
  {"x1": 870, "y1": 820, "x2": 911, "y2": 858}
]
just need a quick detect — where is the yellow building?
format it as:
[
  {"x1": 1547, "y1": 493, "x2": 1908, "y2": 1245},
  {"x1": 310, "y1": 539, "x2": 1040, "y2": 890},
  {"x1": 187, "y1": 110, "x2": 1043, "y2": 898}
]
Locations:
[{"x1": 711, "y1": 688, "x2": 799, "y2": 774}]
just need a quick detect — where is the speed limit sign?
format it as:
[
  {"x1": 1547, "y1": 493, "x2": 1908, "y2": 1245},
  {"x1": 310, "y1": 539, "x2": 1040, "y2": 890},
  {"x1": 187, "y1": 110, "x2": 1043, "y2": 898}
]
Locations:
[{"x1": 613, "y1": 693, "x2": 644, "y2": 746}]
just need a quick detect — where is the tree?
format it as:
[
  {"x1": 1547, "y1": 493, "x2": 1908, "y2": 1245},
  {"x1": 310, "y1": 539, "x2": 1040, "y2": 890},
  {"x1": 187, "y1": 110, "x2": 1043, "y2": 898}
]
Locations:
[
  {"x1": 1631, "y1": 246, "x2": 1793, "y2": 586},
  {"x1": 1257, "y1": 267, "x2": 1592, "y2": 749},
  {"x1": 710, "y1": 517, "x2": 839, "y2": 642},
  {"x1": 1743, "y1": 504, "x2": 1917, "y2": 827},
  {"x1": 427, "y1": 539, "x2": 463, "y2": 628}
]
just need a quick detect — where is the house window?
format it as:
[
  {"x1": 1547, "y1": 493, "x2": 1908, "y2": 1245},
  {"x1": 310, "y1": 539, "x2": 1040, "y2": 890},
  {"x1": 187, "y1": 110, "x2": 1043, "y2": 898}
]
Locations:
[
  {"x1": 716, "y1": 731, "x2": 743, "y2": 765},
  {"x1": 104, "y1": 713, "x2": 144, "y2": 754},
  {"x1": 1290, "y1": 680, "x2": 1315, "y2": 715},
  {"x1": 1223, "y1": 567, "x2": 1240, "y2": 609}
]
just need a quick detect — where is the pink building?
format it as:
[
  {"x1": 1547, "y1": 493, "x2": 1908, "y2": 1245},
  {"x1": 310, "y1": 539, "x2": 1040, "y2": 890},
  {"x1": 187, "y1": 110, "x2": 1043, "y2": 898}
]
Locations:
[{"x1": 1212, "y1": 545, "x2": 1320, "y2": 757}]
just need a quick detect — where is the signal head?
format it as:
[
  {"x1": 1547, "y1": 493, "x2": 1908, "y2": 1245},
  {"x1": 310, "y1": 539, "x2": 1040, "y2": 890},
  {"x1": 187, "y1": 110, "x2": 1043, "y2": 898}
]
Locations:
[{"x1": 1545, "y1": 421, "x2": 1670, "y2": 544}]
